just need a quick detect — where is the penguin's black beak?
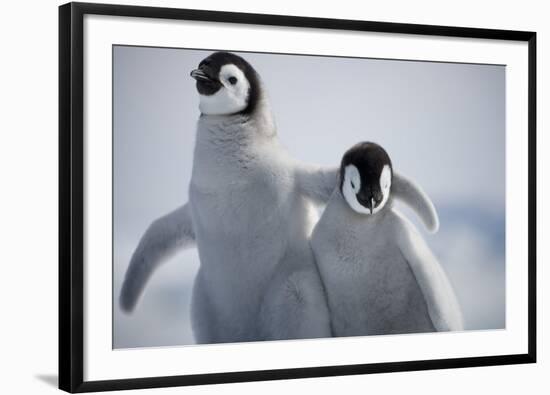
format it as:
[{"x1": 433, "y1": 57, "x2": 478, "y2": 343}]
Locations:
[
  {"x1": 190, "y1": 68, "x2": 212, "y2": 81},
  {"x1": 367, "y1": 201, "x2": 373, "y2": 215},
  {"x1": 357, "y1": 191, "x2": 374, "y2": 214},
  {"x1": 191, "y1": 64, "x2": 222, "y2": 95},
  {"x1": 358, "y1": 188, "x2": 383, "y2": 214}
]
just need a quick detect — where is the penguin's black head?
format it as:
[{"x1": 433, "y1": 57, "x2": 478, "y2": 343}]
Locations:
[
  {"x1": 190, "y1": 51, "x2": 260, "y2": 116},
  {"x1": 339, "y1": 142, "x2": 393, "y2": 215}
]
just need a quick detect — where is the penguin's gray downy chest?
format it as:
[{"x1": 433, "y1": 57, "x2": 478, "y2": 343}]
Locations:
[{"x1": 313, "y1": 200, "x2": 435, "y2": 337}]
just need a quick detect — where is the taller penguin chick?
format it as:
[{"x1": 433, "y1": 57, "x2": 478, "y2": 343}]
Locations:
[{"x1": 312, "y1": 142, "x2": 463, "y2": 337}]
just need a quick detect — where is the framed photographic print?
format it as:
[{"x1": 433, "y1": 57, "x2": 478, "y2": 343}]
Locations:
[{"x1": 59, "y1": 2, "x2": 536, "y2": 392}]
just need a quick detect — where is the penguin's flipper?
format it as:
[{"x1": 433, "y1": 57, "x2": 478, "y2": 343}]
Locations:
[
  {"x1": 294, "y1": 163, "x2": 338, "y2": 204},
  {"x1": 392, "y1": 172, "x2": 440, "y2": 233},
  {"x1": 393, "y1": 211, "x2": 463, "y2": 331},
  {"x1": 119, "y1": 203, "x2": 195, "y2": 313}
]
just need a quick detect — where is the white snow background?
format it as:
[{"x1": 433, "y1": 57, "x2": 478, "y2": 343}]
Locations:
[{"x1": 113, "y1": 47, "x2": 505, "y2": 348}]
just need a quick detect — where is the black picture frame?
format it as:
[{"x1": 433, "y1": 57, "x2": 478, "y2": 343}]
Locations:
[{"x1": 59, "y1": 2, "x2": 537, "y2": 392}]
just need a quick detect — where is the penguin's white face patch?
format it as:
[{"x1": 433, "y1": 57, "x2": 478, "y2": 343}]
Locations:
[
  {"x1": 198, "y1": 64, "x2": 251, "y2": 115},
  {"x1": 376, "y1": 165, "x2": 392, "y2": 213},
  {"x1": 342, "y1": 164, "x2": 392, "y2": 215},
  {"x1": 342, "y1": 164, "x2": 366, "y2": 214}
]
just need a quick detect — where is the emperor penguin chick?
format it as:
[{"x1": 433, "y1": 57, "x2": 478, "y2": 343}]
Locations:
[{"x1": 311, "y1": 142, "x2": 463, "y2": 337}]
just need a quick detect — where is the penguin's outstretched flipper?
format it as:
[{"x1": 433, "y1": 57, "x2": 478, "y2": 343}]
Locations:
[
  {"x1": 119, "y1": 203, "x2": 195, "y2": 313},
  {"x1": 392, "y1": 172, "x2": 440, "y2": 233},
  {"x1": 295, "y1": 163, "x2": 439, "y2": 233},
  {"x1": 294, "y1": 163, "x2": 338, "y2": 204}
]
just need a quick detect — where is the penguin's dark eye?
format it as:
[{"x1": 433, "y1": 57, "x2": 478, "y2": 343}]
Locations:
[
  {"x1": 228, "y1": 76, "x2": 238, "y2": 85},
  {"x1": 350, "y1": 181, "x2": 355, "y2": 189}
]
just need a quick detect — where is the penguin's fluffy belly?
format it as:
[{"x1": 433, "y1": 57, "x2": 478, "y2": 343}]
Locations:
[
  {"x1": 324, "y1": 249, "x2": 435, "y2": 336},
  {"x1": 192, "y1": 193, "x2": 289, "y2": 246},
  {"x1": 189, "y1": 179, "x2": 304, "y2": 287}
]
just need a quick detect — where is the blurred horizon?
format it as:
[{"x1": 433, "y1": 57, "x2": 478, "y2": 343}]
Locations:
[{"x1": 113, "y1": 46, "x2": 505, "y2": 348}]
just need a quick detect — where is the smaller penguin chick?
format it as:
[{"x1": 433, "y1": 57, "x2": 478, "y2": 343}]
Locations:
[{"x1": 312, "y1": 141, "x2": 463, "y2": 337}]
